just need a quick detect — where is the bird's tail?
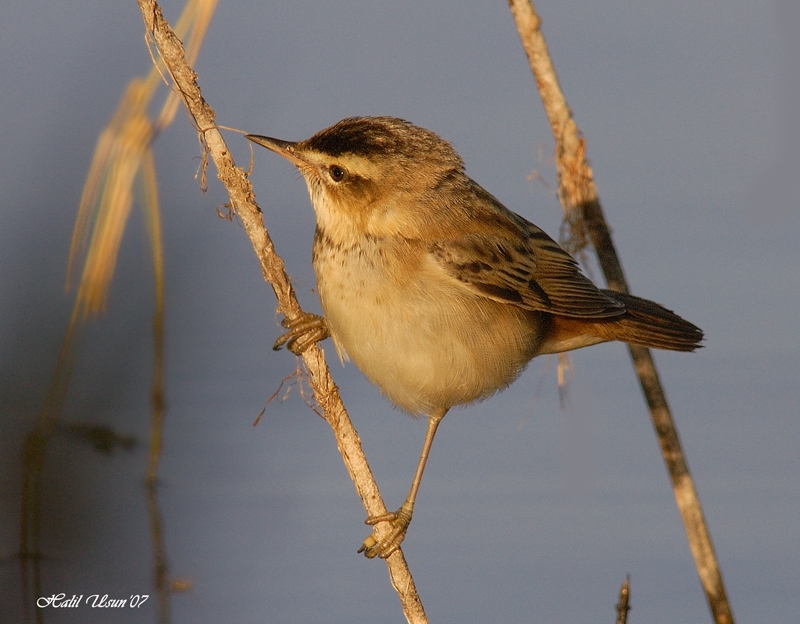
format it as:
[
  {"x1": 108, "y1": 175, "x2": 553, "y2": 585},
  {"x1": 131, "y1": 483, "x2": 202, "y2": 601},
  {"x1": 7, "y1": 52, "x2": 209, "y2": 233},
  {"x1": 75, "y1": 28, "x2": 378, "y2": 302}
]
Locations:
[{"x1": 592, "y1": 290, "x2": 704, "y2": 352}]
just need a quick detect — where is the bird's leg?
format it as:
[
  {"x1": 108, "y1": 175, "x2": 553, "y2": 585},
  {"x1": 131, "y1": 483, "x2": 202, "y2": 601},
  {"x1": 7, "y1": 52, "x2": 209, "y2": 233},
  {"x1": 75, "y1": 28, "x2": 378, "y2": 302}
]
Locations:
[
  {"x1": 273, "y1": 311, "x2": 329, "y2": 354},
  {"x1": 358, "y1": 409, "x2": 447, "y2": 559}
]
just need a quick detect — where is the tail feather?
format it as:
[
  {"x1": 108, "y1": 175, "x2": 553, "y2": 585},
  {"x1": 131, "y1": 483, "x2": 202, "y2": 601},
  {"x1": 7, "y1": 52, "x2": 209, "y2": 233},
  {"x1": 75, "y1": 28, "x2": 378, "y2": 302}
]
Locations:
[{"x1": 596, "y1": 290, "x2": 704, "y2": 352}]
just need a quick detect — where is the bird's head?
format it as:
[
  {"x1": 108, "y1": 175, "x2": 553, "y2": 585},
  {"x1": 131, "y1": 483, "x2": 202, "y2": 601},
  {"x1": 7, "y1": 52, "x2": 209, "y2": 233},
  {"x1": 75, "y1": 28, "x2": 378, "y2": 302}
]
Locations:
[{"x1": 247, "y1": 116, "x2": 466, "y2": 240}]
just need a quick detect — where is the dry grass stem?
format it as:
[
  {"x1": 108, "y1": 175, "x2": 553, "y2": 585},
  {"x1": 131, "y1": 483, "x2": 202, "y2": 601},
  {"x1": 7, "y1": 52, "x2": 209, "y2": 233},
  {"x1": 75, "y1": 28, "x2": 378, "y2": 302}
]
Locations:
[
  {"x1": 508, "y1": 1, "x2": 734, "y2": 622},
  {"x1": 135, "y1": 1, "x2": 427, "y2": 621},
  {"x1": 615, "y1": 576, "x2": 631, "y2": 624}
]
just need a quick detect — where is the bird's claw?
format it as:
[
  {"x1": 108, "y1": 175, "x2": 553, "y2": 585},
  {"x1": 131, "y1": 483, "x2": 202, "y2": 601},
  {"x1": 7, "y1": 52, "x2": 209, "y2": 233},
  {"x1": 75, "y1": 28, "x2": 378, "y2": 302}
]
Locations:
[
  {"x1": 273, "y1": 312, "x2": 329, "y2": 354},
  {"x1": 357, "y1": 505, "x2": 413, "y2": 559}
]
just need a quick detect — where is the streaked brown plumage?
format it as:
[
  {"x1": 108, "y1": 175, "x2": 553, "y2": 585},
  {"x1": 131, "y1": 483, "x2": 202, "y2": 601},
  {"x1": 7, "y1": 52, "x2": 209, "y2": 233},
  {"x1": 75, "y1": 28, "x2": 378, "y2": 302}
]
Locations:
[{"x1": 247, "y1": 116, "x2": 703, "y2": 558}]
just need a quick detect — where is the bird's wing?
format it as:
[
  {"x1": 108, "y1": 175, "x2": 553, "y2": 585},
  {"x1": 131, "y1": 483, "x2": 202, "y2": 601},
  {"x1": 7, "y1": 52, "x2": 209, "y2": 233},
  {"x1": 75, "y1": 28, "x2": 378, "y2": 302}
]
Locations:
[{"x1": 428, "y1": 187, "x2": 624, "y2": 319}]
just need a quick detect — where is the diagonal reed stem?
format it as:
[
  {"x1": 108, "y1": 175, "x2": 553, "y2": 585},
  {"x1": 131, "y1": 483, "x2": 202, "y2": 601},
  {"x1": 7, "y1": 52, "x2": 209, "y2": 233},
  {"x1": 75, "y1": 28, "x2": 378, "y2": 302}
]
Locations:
[
  {"x1": 134, "y1": 1, "x2": 427, "y2": 622},
  {"x1": 507, "y1": 2, "x2": 734, "y2": 622}
]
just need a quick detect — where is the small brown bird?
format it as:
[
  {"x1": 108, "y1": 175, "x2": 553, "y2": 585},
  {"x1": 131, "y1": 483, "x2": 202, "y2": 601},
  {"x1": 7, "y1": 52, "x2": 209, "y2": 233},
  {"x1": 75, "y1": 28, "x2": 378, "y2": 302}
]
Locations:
[{"x1": 247, "y1": 117, "x2": 703, "y2": 559}]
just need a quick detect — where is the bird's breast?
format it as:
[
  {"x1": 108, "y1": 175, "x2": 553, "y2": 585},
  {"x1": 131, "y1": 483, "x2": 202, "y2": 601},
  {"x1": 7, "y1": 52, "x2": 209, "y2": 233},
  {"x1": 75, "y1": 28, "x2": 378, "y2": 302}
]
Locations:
[{"x1": 312, "y1": 229, "x2": 547, "y2": 415}]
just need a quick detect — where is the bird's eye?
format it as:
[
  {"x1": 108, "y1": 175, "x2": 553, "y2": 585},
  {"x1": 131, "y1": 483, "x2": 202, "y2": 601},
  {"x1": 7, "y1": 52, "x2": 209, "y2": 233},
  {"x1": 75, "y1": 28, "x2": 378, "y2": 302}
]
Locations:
[{"x1": 329, "y1": 165, "x2": 347, "y2": 182}]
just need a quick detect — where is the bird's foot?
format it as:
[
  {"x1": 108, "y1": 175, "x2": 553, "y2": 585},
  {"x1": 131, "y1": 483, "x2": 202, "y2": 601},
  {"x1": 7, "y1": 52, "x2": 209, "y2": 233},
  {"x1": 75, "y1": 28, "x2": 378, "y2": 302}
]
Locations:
[
  {"x1": 357, "y1": 504, "x2": 413, "y2": 559},
  {"x1": 273, "y1": 312, "x2": 329, "y2": 354}
]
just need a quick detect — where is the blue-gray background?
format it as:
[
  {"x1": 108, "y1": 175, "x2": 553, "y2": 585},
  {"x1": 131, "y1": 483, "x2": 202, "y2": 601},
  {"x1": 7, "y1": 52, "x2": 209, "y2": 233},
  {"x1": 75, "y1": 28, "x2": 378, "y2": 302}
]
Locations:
[{"x1": 1, "y1": 1, "x2": 797, "y2": 622}]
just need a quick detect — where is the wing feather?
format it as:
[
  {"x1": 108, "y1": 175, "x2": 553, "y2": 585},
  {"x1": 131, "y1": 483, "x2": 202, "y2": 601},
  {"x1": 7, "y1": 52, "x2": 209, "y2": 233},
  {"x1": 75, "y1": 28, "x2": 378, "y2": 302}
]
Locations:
[{"x1": 429, "y1": 182, "x2": 624, "y2": 319}]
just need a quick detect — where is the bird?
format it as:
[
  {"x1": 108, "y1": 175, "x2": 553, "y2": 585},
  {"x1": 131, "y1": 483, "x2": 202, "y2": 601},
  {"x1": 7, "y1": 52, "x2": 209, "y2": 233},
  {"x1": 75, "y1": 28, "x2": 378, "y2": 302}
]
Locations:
[{"x1": 246, "y1": 116, "x2": 703, "y2": 559}]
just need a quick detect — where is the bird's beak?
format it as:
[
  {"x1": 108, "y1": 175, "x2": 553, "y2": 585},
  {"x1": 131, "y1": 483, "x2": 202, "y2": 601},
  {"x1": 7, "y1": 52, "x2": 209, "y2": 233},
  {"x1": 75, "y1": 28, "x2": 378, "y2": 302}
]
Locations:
[{"x1": 246, "y1": 134, "x2": 306, "y2": 168}]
